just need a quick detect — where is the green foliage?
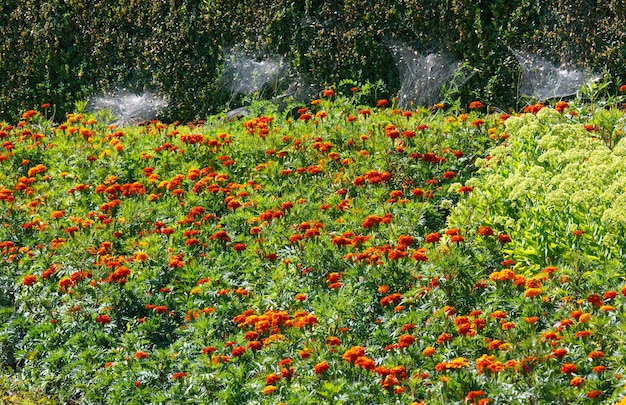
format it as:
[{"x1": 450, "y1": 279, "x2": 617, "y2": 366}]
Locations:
[
  {"x1": 1, "y1": 1, "x2": 625, "y2": 121},
  {"x1": 0, "y1": 370, "x2": 59, "y2": 404}
]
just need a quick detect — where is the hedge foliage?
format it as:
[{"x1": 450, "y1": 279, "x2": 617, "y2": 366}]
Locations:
[{"x1": 1, "y1": 0, "x2": 625, "y2": 121}]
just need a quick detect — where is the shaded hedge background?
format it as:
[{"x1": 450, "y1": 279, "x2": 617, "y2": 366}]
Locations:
[{"x1": 1, "y1": 0, "x2": 625, "y2": 121}]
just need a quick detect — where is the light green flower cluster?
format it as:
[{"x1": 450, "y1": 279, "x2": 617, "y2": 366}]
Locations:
[{"x1": 450, "y1": 106, "x2": 626, "y2": 269}]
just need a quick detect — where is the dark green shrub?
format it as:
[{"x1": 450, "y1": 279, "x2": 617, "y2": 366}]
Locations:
[{"x1": 1, "y1": 0, "x2": 624, "y2": 122}]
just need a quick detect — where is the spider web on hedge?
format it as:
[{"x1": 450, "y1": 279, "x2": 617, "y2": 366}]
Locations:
[
  {"x1": 221, "y1": 48, "x2": 288, "y2": 96},
  {"x1": 88, "y1": 92, "x2": 168, "y2": 125},
  {"x1": 513, "y1": 49, "x2": 600, "y2": 100},
  {"x1": 388, "y1": 43, "x2": 474, "y2": 108}
]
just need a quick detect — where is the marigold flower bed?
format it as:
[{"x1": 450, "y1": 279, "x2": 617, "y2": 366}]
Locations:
[{"x1": 1, "y1": 92, "x2": 626, "y2": 404}]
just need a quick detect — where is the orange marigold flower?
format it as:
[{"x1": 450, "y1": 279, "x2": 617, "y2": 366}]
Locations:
[
  {"x1": 551, "y1": 348, "x2": 568, "y2": 359},
  {"x1": 588, "y1": 350, "x2": 604, "y2": 359},
  {"x1": 570, "y1": 376, "x2": 584, "y2": 387},
  {"x1": 262, "y1": 385, "x2": 277, "y2": 395},
  {"x1": 523, "y1": 103, "x2": 544, "y2": 114},
  {"x1": 561, "y1": 363, "x2": 577, "y2": 374},
  {"x1": 95, "y1": 314, "x2": 111, "y2": 325},
  {"x1": 22, "y1": 110, "x2": 37, "y2": 120},
  {"x1": 247, "y1": 340, "x2": 262, "y2": 351},
  {"x1": 497, "y1": 234, "x2": 512, "y2": 244},
  {"x1": 397, "y1": 234, "x2": 413, "y2": 246},
  {"x1": 231, "y1": 346, "x2": 246, "y2": 357},
  {"x1": 201, "y1": 346, "x2": 217, "y2": 355},
  {"x1": 50, "y1": 210, "x2": 66, "y2": 219},
  {"x1": 411, "y1": 248, "x2": 428, "y2": 262},
  {"x1": 555, "y1": 101, "x2": 569, "y2": 113},
  {"x1": 449, "y1": 357, "x2": 469, "y2": 369},
  {"x1": 423, "y1": 347, "x2": 436, "y2": 357},
  {"x1": 586, "y1": 390, "x2": 602, "y2": 399},
  {"x1": 588, "y1": 294, "x2": 603, "y2": 306},
  {"x1": 314, "y1": 361, "x2": 330, "y2": 375},
  {"x1": 524, "y1": 288, "x2": 542, "y2": 298},
  {"x1": 326, "y1": 336, "x2": 341, "y2": 346},
  {"x1": 232, "y1": 242, "x2": 247, "y2": 251},
  {"x1": 299, "y1": 348, "x2": 312, "y2": 359},
  {"x1": 501, "y1": 259, "x2": 515, "y2": 266},
  {"x1": 436, "y1": 332, "x2": 452, "y2": 345},
  {"x1": 265, "y1": 373, "x2": 281, "y2": 385},
  {"x1": 501, "y1": 321, "x2": 515, "y2": 331},
  {"x1": 477, "y1": 226, "x2": 494, "y2": 236},
  {"x1": 244, "y1": 331, "x2": 259, "y2": 341},
  {"x1": 469, "y1": 101, "x2": 484, "y2": 109},
  {"x1": 425, "y1": 232, "x2": 441, "y2": 243},
  {"x1": 398, "y1": 334, "x2": 416, "y2": 348},
  {"x1": 450, "y1": 234, "x2": 464, "y2": 243},
  {"x1": 354, "y1": 355, "x2": 376, "y2": 371},
  {"x1": 22, "y1": 274, "x2": 37, "y2": 286},
  {"x1": 575, "y1": 330, "x2": 592, "y2": 338},
  {"x1": 381, "y1": 373, "x2": 399, "y2": 389},
  {"x1": 134, "y1": 351, "x2": 150, "y2": 359},
  {"x1": 465, "y1": 390, "x2": 485, "y2": 402},
  {"x1": 592, "y1": 365, "x2": 605, "y2": 373},
  {"x1": 342, "y1": 346, "x2": 366, "y2": 363}
]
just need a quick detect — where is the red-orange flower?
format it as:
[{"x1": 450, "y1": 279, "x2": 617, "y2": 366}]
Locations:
[
  {"x1": 231, "y1": 346, "x2": 246, "y2": 357},
  {"x1": 450, "y1": 234, "x2": 464, "y2": 243},
  {"x1": 172, "y1": 371, "x2": 187, "y2": 380},
  {"x1": 497, "y1": 234, "x2": 512, "y2": 244},
  {"x1": 586, "y1": 390, "x2": 601, "y2": 399},
  {"x1": 134, "y1": 351, "x2": 149, "y2": 359},
  {"x1": 232, "y1": 243, "x2": 247, "y2": 251},
  {"x1": 262, "y1": 385, "x2": 277, "y2": 395},
  {"x1": 588, "y1": 350, "x2": 604, "y2": 359},
  {"x1": 561, "y1": 363, "x2": 577, "y2": 374},
  {"x1": 265, "y1": 373, "x2": 281, "y2": 385},
  {"x1": 22, "y1": 274, "x2": 37, "y2": 286},
  {"x1": 465, "y1": 390, "x2": 485, "y2": 402},
  {"x1": 314, "y1": 361, "x2": 330, "y2": 375},
  {"x1": 342, "y1": 346, "x2": 366, "y2": 363},
  {"x1": 96, "y1": 314, "x2": 111, "y2": 325},
  {"x1": 423, "y1": 347, "x2": 436, "y2": 357},
  {"x1": 570, "y1": 376, "x2": 584, "y2": 387},
  {"x1": 398, "y1": 334, "x2": 416, "y2": 348}
]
